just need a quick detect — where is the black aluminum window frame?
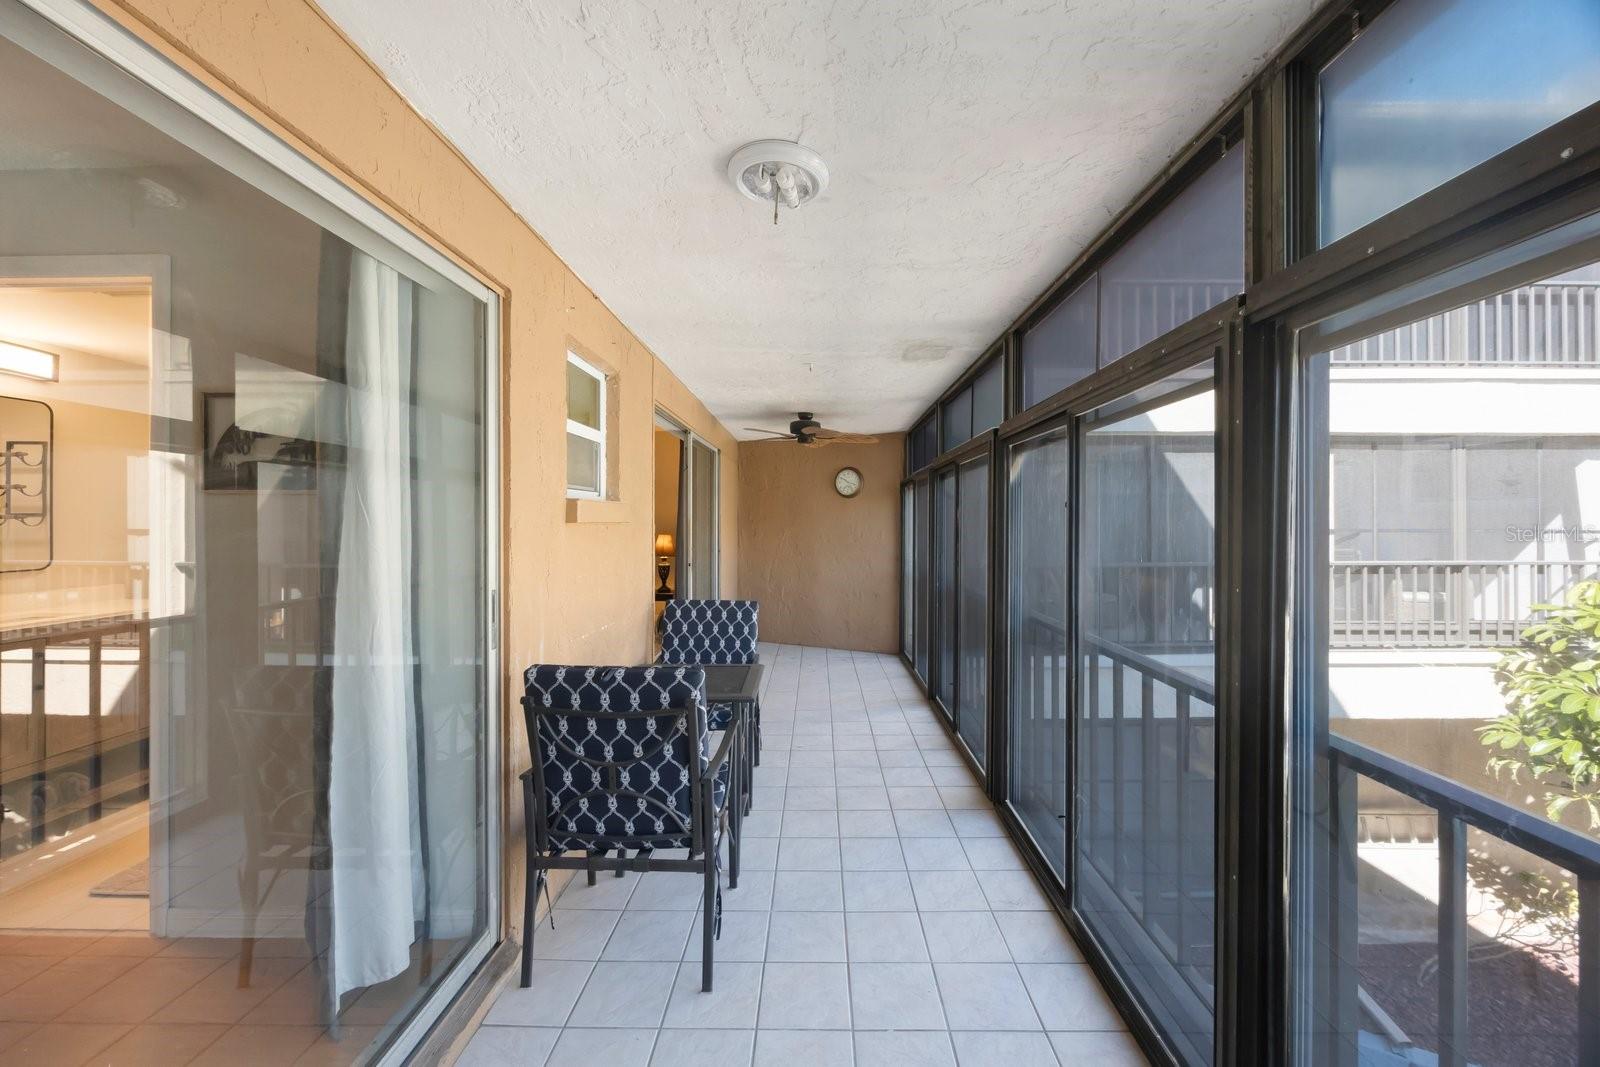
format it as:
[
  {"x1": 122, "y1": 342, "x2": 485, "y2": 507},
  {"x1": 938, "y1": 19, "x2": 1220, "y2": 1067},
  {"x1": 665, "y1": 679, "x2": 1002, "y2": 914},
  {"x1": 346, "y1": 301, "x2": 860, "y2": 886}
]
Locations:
[{"x1": 892, "y1": 2, "x2": 1600, "y2": 1065}]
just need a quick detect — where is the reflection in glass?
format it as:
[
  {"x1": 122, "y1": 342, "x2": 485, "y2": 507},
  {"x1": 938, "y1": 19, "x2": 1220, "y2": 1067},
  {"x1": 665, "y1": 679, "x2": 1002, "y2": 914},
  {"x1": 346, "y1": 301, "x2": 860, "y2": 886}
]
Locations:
[
  {"x1": 0, "y1": 27, "x2": 489, "y2": 1063},
  {"x1": 973, "y1": 357, "x2": 1004, "y2": 436},
  {"x1": 934, "y1": 468, "x2": 958, "y2": 720},
  {"x1": 1295, "y1": 256, "x2": 1600, "y2": 1065},
  {"x1": 1006, "y1": 427, "x2": 1069, "y2": 875},
  {"x1": 913, "y1": 478, "x2": 931, "y2": 683},
  {"x1": 956, "y1": 457, "x2": 988, "y2": 768},
  {"x1": 1318, "y1": 0, "x2": 1600, "y2": 245},
  {"x1": 1098, "y1": 150, "x2": 1243, "y2": 367},
  {"x1": 1077, "y1": 368, "x2": 1216, "y2": 1064},
  {"x1": 902, "y1": 483, "x2": 914, "y2": 658},
  {"x1": 1021, "y1": 276, "x2": 1097, "y2": 409}
]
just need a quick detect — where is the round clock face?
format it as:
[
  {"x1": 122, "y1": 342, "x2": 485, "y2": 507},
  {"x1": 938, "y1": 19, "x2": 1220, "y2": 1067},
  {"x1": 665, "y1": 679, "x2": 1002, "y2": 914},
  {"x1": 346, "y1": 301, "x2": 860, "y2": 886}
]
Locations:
[{"x1": 834, "y1": 467, "x2": 863, "y2": 498}]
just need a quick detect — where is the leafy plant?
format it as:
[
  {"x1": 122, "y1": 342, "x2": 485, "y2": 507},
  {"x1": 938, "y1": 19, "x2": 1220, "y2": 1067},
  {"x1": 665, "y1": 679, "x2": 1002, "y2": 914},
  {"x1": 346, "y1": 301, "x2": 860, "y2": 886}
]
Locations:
[{"x1": 1478, "y1": 578, "x2": 1600, "y2": 829}]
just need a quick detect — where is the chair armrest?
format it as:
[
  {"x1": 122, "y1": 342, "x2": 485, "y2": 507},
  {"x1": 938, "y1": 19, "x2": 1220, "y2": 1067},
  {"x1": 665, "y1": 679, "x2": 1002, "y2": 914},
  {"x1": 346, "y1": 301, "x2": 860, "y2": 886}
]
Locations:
[{"x1": 705, "y1": 715, "x2": 740, "y2": 777}]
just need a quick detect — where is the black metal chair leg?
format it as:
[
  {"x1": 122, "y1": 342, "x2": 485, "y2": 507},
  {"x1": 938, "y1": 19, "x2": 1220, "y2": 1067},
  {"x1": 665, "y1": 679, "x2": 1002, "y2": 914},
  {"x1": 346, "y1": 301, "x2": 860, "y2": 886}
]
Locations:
[
  {"x1": 701, "y1": 849, "x2": 716, "y2": 992},
  {"x1": 521, "y1": 866, "x2": 543, "y2": 988}
]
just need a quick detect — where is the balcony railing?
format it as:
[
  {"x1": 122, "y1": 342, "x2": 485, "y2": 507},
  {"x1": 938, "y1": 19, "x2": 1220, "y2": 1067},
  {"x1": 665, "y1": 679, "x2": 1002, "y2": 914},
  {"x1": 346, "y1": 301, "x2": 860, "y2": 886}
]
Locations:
[
  {"x1": 1327, "y1": 733, "x2": 1600, "y2": 1066},
  {"x1": 1330, "y1": 559, "x2": 1598, "y2": 649},
  {"x1": 1328, "y1": 281, "x2": 1600, "y2": 366},
  {"x1": 1079, "y1": 633, "x2": 1216, "y2": 1048}
]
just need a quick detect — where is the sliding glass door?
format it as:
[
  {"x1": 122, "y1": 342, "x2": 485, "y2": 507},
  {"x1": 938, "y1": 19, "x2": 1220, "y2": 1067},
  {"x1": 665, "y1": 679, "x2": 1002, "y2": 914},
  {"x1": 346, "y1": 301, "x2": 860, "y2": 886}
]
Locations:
[
  {"x1": 1076, "y1": 364, "x2": 1217, "y2": 1064},
  {"x1": 934, "y1": 468, "x2": 958, "y2": 719},
  {"x1": 930, "y1": 449, "x2": 992, "y2": 770},
  {"x1": 1292, "y1": 222, "x2": 1600, "y2": 1067},
  {"x1": 0, "y1": 6, "x2": 497, "y2": 1063},
  {"x1": 912, "y1": 476, "x2": 932, "y2": 684},
  {"x1": 1005, "y1": 426, "x2": 1071, "y2": 877},
  {"x1": 955, "y1": 456, "x2": 989, "y2": 768}
]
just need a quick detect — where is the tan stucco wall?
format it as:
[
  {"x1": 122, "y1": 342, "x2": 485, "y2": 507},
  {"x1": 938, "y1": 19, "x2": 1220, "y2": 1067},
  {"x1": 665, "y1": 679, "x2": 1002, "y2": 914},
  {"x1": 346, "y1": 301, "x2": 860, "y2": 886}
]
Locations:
[
  {"x1": 738, "y1": 435, "x2": 905, "y2": 653},
  {"x1": 80, "y1": 0, "x2": 741, "y2": 1000}
]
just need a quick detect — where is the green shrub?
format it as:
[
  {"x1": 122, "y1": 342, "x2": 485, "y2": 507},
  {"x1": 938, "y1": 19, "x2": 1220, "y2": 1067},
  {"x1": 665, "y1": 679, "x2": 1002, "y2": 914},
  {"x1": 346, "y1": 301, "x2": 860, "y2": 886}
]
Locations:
[{"x1": 1478, "y1": 578, "x2": 1600, "y2": 829}]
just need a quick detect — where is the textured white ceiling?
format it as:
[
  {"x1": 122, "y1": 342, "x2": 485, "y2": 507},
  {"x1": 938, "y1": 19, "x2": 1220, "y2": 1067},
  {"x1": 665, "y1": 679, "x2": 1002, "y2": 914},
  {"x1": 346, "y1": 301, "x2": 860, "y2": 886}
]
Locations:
[{"x1": 317, "y1": 0, "x2": 1316, "y2": 437}]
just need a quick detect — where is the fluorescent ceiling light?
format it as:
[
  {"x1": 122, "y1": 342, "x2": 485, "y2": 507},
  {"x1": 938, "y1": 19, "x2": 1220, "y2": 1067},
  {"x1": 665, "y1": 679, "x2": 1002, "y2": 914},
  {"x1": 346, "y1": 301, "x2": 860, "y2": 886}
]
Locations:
[{"x1": 0, "y1": 341, "x2": 58, "y2": 381}]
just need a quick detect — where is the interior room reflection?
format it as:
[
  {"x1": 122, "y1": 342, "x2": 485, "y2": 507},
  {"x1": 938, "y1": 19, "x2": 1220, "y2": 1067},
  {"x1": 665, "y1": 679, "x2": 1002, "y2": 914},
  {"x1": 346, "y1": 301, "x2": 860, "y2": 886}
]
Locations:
[{"x1": 0, "y1": 31, "x2": 487, "y2": 1066}]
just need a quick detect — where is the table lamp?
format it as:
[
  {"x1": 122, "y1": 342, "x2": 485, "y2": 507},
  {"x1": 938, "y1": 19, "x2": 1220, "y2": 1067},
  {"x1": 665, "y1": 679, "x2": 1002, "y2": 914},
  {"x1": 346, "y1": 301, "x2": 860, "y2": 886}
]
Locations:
[{"x1": 654, "y1": 532, "x2": 675, "y2": 595}]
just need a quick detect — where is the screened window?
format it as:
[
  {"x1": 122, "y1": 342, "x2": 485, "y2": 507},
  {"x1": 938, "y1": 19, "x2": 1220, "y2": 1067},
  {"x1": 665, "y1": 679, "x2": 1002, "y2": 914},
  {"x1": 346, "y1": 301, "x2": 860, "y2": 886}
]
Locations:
[
  {"x1": 913, "y1": 478, "x2": 932, "y2": 682},
  {"x1": 941, "y1": 387, "x2": 973, "y2": 452},
  {"x1": 1294, "y1": 244, "x2": 1600, "y2": 1066},
  {"x1": 1098, "y1": 147, "x2": 1244, "y2": 366},
  {"x1": 934, "y1": 468, "x2": 959, "y2": 719},
  {"x1": 909, "y1": 413, "x2": 939, "y2": 472},
  {"x1": 1005, "y1": 426, "x2": 1070, "y2": 876},
  {"x1": 972, "y1": 355, "x2": 1004, "y2": 434},
  {"x1": 565, "y1": 352, "x2": 606, "y2": 498},
  {"x1": 1078, "y1": 364, "x2": 1217, "y2": 1065},
  {"x1": 1021, "y1": 275, "x2": 1097, "y2": 409},
  {"x1": 956, "y1": 456, "x2": 989, "y2": 768},
  {"x1": 1318, "y1": 0, "x2": 1600, "y2": 245}
]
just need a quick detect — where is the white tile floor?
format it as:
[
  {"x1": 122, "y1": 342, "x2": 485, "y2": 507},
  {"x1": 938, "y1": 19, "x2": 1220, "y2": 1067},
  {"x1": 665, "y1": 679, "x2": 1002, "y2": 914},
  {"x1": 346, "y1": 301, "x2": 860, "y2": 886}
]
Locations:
[{"x1": 462, "y1": 644, "x2": 1148, "y2": 1067}]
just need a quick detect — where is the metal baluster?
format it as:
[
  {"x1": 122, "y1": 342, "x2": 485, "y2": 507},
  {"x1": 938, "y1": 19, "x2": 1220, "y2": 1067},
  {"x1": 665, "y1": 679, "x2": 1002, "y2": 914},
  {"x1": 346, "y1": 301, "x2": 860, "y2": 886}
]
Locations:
[
  {"x1": 1331, "y1": 756, "x2": 1360, "y2": 1067},
  {"x1": 1112, "y1": 655, "x2": 1125, "y2": 895},
  {"x1": 1580, "y1": 876, "x2": 1599, "y2": 1063},
  {"x1": 1140, "y1": 671, "x2": 1156, "y2": 926},
  {"x1": 1437, "y1": 816, "x2": 1468, "y2": 1067},
  {"x1": 1174, "y1": 689, "x2": 1190, "y2": 973}
]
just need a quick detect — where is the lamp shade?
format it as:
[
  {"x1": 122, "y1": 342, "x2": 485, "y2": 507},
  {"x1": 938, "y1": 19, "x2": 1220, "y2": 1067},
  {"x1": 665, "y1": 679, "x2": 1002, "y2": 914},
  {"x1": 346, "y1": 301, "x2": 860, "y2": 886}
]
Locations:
[{"x1": 654, "y1": 532, "x2": 675, "y2": 556}]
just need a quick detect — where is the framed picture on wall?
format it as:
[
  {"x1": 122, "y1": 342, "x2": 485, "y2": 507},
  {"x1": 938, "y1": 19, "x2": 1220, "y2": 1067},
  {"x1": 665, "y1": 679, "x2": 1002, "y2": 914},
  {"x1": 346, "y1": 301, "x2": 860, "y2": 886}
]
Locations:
[{"x1": 202, "y1": 392, "x2": 316, "y2": 491}]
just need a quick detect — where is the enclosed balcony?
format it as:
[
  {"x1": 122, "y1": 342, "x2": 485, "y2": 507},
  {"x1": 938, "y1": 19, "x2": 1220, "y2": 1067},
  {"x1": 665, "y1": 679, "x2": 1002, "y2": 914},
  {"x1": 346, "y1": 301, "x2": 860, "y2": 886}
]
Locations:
[{"x1": 2, "y1": 1, "x2": 1600, "y2": 1066}]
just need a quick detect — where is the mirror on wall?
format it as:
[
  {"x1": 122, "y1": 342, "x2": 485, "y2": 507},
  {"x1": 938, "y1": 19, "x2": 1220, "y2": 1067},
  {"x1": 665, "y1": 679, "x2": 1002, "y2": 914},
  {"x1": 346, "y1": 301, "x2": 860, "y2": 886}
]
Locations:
[{"x1": 0, "y1": 394, "x2": 51, "y2": 573}]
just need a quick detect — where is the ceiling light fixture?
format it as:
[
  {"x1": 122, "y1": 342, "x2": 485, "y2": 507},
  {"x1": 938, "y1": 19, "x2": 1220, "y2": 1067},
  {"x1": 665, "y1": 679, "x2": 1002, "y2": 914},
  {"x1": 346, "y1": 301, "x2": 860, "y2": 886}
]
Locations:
[
  {"x1": 0, "y1": 340, "x2": 58, "y2": 382},
  {"x1": 727, "y1": 140, "x2": 829, "y2": 225}
]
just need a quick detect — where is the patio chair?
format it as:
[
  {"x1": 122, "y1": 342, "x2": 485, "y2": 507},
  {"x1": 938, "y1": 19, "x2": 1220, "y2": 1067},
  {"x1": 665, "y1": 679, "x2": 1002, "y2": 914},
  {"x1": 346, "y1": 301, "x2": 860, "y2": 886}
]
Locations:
[
  {"x1": 658, "y1": 599, "x2": 762, "y2": 768},
  {"x1": 519, "y1": 664, "x2": 739, "y2": 992}
]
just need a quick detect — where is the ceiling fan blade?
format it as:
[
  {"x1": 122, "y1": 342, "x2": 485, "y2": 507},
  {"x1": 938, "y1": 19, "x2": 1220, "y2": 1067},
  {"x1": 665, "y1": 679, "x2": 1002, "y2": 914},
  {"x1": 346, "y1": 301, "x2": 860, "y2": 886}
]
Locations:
[
  {"x1": 742, "y1": 427, "x2": 796, "y2": 439},
  {"x1": 808, "y1": 430, "x2": 880, "y2": 446}
]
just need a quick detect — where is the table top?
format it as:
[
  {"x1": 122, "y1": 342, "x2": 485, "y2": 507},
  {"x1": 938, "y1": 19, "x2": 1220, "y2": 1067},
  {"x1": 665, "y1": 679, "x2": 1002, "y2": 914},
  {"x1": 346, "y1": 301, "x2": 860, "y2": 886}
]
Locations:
[{"x1": 699, "y1": 662, "x2": 764, "y2": 703}]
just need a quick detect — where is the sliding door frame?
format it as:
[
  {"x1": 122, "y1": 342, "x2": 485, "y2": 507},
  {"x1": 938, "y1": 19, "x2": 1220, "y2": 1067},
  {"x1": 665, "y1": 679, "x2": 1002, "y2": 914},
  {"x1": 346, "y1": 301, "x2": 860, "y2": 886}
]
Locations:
[
  {"x1": 926, "y1": 432, "x2": 996, "y2": 784},
  {"x1": 4, "y1": 3, "x2": 505, "y2": 1064},
  {"x1": 655, "y1": 410, "x2": 721, "y2": 601},
  {"x1": 988, "y1": 314, "x2": 1236, "y2": 1067}
]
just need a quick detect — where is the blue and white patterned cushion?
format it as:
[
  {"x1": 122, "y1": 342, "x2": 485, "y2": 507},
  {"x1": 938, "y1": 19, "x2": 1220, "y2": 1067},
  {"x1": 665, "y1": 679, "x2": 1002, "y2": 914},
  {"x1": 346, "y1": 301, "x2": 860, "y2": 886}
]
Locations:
[
  {"x1": 658, "y1": 600, "x2": 759, "y2": 730},
  {"x1": 522, "y1": 664, "x2": 727, "y2": 851}
]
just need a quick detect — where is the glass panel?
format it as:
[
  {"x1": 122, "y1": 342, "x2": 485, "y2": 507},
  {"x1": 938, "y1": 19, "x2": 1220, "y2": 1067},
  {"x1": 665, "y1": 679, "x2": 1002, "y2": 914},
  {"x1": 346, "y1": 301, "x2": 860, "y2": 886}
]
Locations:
[
  {"x1": 0, "y1": 29, "x2": 489, "y2": 1062},
  {"x1": 956, "y1": 456, "x2": 988, "y2": 768},
  {"x1": 1006, "y1": 427, "x2": 1069, "y2": 876},
  {"x1": 942, "y1": 387, "x2": 972, "y2": 452},
  {"x1": 566, "y1": 359, "x2": 601, "y2": 430},
  {"x1": 913, "y1": 478, "x2": 932, "y2": 683},
  {"x1": 902, "y1": 484, "x2": 914, "y2": 657},
  {"x1": 689, "y1": 440, "x2": 717, "y2": 597},
  {"x1": 1077, "y1": 365, "x2": 1216, "y2": 1064},
  {"x1": 934, "y1": 468, "x2": 958, "y2": 720},
  {"x1": 1099, "y1": 148, "x2": 1244, "y2": 366},
  {"x1": 1294, "y1": 253, "x2": 1600, "y2": 1065},
  {"x1": 910, "y1": 414, "x2": 939, "y2": 471},
  {"x1": 566, "y1": 431, "x2": 599, "y2": 494},
  {"x1": 973, "y1": 356, "x2": 1004, "y2": 434},
  {"x1": 1021, "y1": 276, "x2": 1097, "y2": 409},
  {"x1": 1318, "y1": 0, "x2": 1600, "y2": 246}
]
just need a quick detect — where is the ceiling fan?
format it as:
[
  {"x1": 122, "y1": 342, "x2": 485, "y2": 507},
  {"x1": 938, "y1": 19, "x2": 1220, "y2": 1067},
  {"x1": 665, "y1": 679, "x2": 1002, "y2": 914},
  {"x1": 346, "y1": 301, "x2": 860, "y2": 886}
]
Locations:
[{"x1": 743, "y1": 412, "x2": 879, "y2": 447}]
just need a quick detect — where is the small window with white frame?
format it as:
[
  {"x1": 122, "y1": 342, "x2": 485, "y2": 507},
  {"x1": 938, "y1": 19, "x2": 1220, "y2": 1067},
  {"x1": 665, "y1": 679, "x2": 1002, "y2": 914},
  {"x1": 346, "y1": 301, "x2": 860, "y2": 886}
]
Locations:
[{"x1": 565, "y1": 351, "x2": 607, "y2": 498}]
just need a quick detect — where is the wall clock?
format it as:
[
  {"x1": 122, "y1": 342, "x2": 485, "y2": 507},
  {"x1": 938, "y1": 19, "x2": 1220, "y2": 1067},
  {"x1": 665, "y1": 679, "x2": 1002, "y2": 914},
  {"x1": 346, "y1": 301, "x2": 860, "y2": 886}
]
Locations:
[{"x1": 834, "y1": 466, "x2": 863, "y2": 498}]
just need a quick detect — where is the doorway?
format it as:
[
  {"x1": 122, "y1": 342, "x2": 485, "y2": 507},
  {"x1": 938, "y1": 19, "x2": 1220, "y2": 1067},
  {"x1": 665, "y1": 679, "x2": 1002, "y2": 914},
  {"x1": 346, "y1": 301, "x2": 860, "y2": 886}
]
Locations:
[{"x1": 653, "y1": 412, "x2": 719, "y2": 624}]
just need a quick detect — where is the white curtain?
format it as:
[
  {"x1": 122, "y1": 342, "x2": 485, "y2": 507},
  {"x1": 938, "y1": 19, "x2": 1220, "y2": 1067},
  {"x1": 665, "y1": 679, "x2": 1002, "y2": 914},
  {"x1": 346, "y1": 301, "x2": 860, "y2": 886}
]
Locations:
[{"x1": 329, "y1": 251, "x2": 422, "y2": 1000}]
